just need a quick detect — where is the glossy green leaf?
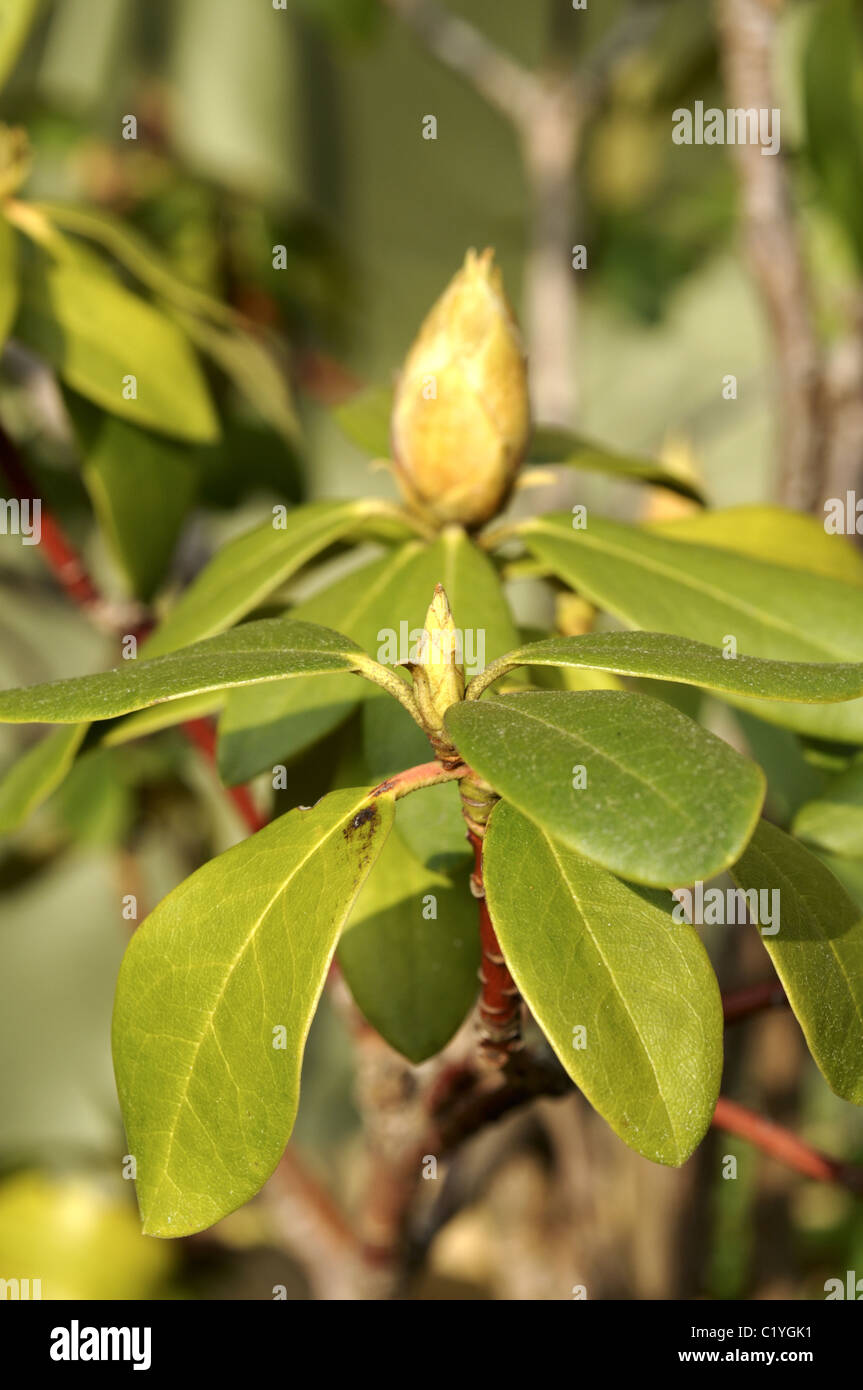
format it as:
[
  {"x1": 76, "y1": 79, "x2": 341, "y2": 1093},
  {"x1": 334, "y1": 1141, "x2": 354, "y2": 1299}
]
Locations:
[
  {"x1": 518, "y1": 512, "x2": 863, "y2": 742},
  {"x1": 792, "y1": 759, "x2": 863, "y2": 859},
  {"x1": 171, "y1": 308, "x2": 298, "y2": 441},
  {"x1": 219, "y1": 526, "x2": 519, "y2": 783},
  {"x1": 648, "y1": 505, "x2": 863, "y2": 587},
  {"x1": 484, "y1": 802, "x2": 722, "y2": 1164},
  {"x1": 0, "y1": 214, "x2": 19, "y2": 348},
  {"x1": 492, "y1": 631, "x2": 863, "y2": 706},
  {"x1": 32, "y1": 201, "x2": 236, "y2": 326},
  {"x1": 16, "y1": 255, "x2": 219, "y2": 442},
  {"x1": 143, "y1": 500, "x2": 391, "y2": 659},
  {"x1": 334, "y1": 383, "x2": 393, "y2": 457},
  {"x1": 526, "y1": 426, "x2": 705, "y2": 503},
  {"x1": 80, "y1": 415, "x2": 198, "y2": 602},
  {"x1": 0, "y1": 617, "x2": 367, "y2": 724},
  {"x1": 339, "y1": 823, "x2": 478, "y2": 1063},
  {"x1": 731, "y1": 821, "x2": 863, "y2": 1104},
  {"x1": 0, "y1": 0, "x2": 39, "y2": 89},
  {"x1": 446, "y1": 690, "x2": 764, "y2": 887},
  {"x1": 0, "y1": 724, "x2": 87, "y2": 833},
  {"x1": 113, "y1": 786, "x2": 395, "y2": 1236}
]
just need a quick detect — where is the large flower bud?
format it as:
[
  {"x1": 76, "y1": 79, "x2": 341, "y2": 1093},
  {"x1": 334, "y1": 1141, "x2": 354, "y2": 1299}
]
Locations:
[{"x1": 391, "y1": 249, "x2": 530, "y2": 529}]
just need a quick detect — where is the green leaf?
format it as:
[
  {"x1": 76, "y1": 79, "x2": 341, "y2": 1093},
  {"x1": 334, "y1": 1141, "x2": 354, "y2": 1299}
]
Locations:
[
  {"x1": 0, "y1": 215, "x2": 19, "y2": 348},
  {"x1": 526, "y1": 426, "x2": 705, "y2": 503},
  {"x1": 16, "y1": 254, "x2": 219, "y2": 443},
  {"x1": 484, "y1": 802, "x2": 722, "y2": 1164},
  {"x1": 100, "y1": 691, "x2": 225, "y2": 748},
  {"x1": 0, "y1": 0, "x2": 39, "y2": 90},
  {"x1": 491, "y1": 631, "x2": 863, "y2": 706},
  {"x1": 0, "y1": 617, "x2": 368, "y2": 724},
  {"x1": 446, "y1": 690, "x2": 764, "y2": 887},
  {"x1": 0, "y1": 724, "x2": 87, "y2": 833},
  {"x1": 219, "y1": 526, "x2": 519, "y2": 783},
  {"x1": 804, "y1": 0, "x2": 863, "y2": 269},
  {"x1": 648, "y1": 505, "x2": 863, "y2": 587},
  {"x1": 792, "y1": 759, "x2": 863, "y2": 858},
  {"x1": 339, "y1": 823, "x2": 478, "y2": 1063},
  {"x1": 731, "y1": 821, "x2": 863, "y2": 1104},
  {"x1": 518, "y1": 512, "x2": 863, "y2": 742},
  {"x1": 143, "y1": 500, "x2": 391, "y2": 659},
  {"x1": 32, "y1": 202, "x2": 236, "y2": 327},
  {"x1": 171, "y1": 308, "x2": 298, "y2": 442},
  {"x1": 333, "y1": 383, "x2": 393, "y2": 457},
  {"x1": 112, "y1": 786, "x2": 395, "y2": 1236},
  {"x1": 79, "y1": 414, "x2": 198, "y2": 602}
]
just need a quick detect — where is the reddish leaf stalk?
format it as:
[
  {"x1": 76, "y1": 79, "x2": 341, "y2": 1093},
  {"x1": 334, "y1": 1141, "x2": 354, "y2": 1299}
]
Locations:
[{"x1": 713, "y1": 1096, "x2": 863, "y2": 1193}]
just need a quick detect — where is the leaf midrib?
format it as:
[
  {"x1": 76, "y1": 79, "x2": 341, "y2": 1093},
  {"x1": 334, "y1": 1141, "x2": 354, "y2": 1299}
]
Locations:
[
  {"x1": 540, "y1": 828, "x2": 683, "y2": 1155},
  {"x1": 148, "y1": 788, "x2": 374, "y2": 1214},
  {"x1": 481, "y1": 698, "x2": 698, "y2": 828}
]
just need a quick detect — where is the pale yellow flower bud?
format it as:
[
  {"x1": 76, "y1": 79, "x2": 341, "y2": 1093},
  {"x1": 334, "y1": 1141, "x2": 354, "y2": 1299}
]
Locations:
[
  {"x1": 410, "y1": 585, "x2": 465, "y2": 755},
  {"x1": 391, "y1": 249, "x2": 530, "y2": 529}
]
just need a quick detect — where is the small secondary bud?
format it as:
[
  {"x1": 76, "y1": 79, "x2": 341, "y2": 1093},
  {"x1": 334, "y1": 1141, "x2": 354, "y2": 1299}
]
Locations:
[
  {"x1": 410, "y1": 584, "x2": 464, "y2": 759},
  {"x1": 391, "y1": 248, "x2": 530, "y2": 529}
]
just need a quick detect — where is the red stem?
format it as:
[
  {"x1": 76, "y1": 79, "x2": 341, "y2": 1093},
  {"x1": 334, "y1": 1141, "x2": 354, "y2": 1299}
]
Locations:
[
  {"x1": 713, "y1": 1096, "x2": 863, "y2": 1193},
  {"x1": 468, "y1": 828, "x2": 523, "y2": 1065},
  {"x1": 722, "y1": 979, "x2": 787, "y2": 1024},
  {"x1": 0, "y1": 430, "x2": 103, "y2": 615}
]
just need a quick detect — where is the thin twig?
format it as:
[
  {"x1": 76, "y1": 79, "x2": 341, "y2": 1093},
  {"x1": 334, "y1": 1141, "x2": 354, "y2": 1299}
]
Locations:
[
  {"x1": 713, "y1": 1096, "x2": 863, "y2": 1192},
  {"x1": 715, "y1": 0, "x2": 826, "y2": 511},
  {"x1": 380, "y1": 0, "x2": 539, "y2": 131},
  {"x1": 468, "y1": 827, "x2": 523, "y2": 1065}
]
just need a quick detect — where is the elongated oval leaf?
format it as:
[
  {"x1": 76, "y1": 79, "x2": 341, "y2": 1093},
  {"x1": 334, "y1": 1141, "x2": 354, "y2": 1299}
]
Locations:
[
  {"x1": 518, "y1": 512, "x2": 863, "y2": 742},
  {"x1": 484, "y1": 802, "x2": 722, "y2": 1164},
  {"x1": 16, "y1": 255, "x2": 219, "y2": 442},
  {"x1": 496, "y1": 631, "x2": 863, "y2": 706},
  {"x1": 79, "y1": 414, "x2": 198, "y2": 602},
  {"x1": 339, "y1": 824, "x2": 479, "y2": 1063},
  {"x1": 32, "y1": 201, "x2": 237, "y2": 327},
  {"x1": 0, "y1": 617, "x2": 366, "y2": 724},
  {"x1": 526, "y1": 426, "x2": 705, "y2": 503},
  {"x1": 792, "y1": 760, "x2": 863, "y2": 858},
  {"x1": 113, "y1": 786, "x2": 395, "y2": 1236},
  {"x1": 446, "y1": 690, "x2": 765, "y2": 887},
  {"x1": 731, "y1": 821, "x2": 863, "y2": 1104},
  {"x1": 0, "y1": 724, "x2": 87, "y2": 833},
  {"x1": 143, "y1": 500, "x2": 394, "y2": 659},
  {"x1": 648, "y1": 505, "x2": 863, "y2": 587}
]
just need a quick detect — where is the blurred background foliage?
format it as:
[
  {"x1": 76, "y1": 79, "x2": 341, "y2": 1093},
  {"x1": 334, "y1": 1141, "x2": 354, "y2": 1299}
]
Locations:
[{"x1": 0, "y1": 0, "x2": 862, "y2": 1300}]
